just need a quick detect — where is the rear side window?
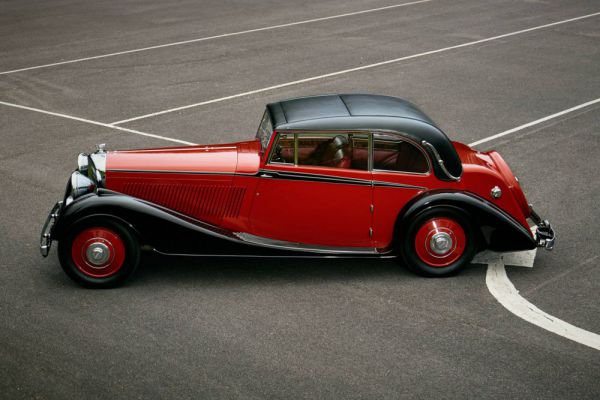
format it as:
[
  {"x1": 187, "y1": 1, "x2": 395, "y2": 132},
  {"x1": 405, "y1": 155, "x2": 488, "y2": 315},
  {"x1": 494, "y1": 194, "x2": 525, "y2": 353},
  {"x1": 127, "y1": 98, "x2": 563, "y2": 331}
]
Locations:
[{"x1": 373, "y1": 133, "x2": 429, "y2": 173}]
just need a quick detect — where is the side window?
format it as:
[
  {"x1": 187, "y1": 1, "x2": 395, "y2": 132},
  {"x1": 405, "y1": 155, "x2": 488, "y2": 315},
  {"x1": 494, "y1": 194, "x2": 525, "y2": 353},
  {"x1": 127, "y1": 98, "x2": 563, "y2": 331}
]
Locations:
[
  {"x1": 297, "y1": 133, "x2": 367, "y2": 170},
  {"x1": 373, "y1": 133, "x2": 429, "y2": 173},
  {"x1": 268, "y1": 134, "x2": 294, "y2": 164}
]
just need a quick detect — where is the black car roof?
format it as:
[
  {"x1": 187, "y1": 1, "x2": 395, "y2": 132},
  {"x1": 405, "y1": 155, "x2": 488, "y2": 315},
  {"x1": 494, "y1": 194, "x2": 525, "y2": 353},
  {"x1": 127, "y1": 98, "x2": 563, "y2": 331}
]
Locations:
[{"x1": 266, "y1": 94, "x2": 462, "y2": 179}]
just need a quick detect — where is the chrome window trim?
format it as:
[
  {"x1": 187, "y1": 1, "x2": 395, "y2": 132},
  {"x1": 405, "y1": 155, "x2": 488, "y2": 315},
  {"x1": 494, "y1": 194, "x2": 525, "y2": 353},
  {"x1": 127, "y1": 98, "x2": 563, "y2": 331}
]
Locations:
[
  {"x1": 255, "y1": 110, "x2": 274, "y2": 152},
  {"x1": 267, "y1": 129, "x2": 433, "y2": 175},
  {"x1": 294, "y1": 132, "x2": 299, "y2": 165},
  {"x1": 421, "y1": 140, "x2": 460, "y2": 181},
  {"x1": 273, "y1": 130, "x2": 370, "y2": 172}
]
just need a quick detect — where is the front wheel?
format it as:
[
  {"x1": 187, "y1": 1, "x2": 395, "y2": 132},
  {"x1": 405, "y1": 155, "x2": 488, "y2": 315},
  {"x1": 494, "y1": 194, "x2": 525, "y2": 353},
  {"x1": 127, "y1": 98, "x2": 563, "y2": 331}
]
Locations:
[
  {"x1": 398, "y1": 207, "x2": 476, "y2": 277},
  {"x1": 58, "y1": 218, "x2": 140, "y2": 288}
]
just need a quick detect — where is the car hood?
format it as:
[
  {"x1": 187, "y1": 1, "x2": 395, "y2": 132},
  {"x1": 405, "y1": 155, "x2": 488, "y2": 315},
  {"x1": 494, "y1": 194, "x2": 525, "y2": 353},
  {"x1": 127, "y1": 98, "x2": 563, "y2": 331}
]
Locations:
[{"x1": 106, "y1": 140, "x2": 261, "y2": 175}]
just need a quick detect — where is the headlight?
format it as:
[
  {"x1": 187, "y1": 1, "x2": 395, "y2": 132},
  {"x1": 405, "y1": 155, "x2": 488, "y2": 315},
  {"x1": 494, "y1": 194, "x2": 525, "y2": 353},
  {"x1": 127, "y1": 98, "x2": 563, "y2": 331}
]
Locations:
[
  {"x1": 77, "y1": 153, "x2": 89, "y2": 174},
  {"x1": 65, "y1": 171, "x2": 96, "y2": 205}
]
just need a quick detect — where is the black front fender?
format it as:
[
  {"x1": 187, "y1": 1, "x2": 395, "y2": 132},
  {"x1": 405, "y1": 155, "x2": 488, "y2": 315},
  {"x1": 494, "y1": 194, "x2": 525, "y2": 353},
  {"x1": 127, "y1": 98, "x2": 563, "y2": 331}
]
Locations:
[
  {"x1": 52, "y1": 190, "x2": 317, "y2": 257},
  {"x1": 398, "y1": 191, "x2": 536, "y2": 252},
  {"x1": 53, "y1": 189, "x2": 249, "y2": 255}
]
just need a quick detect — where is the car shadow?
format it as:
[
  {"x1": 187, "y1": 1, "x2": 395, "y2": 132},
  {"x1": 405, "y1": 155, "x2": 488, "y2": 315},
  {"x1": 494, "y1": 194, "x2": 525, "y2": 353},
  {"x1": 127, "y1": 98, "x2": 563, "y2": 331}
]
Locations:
[
  {"x1": 133, "y1": 252, "x2": 410, "y2": 287},
  {"x1": 130, "y1": 252, "x2": 485, "y2": 288},
  {"x1": 40, "y1": 249, "x2": 486, "y2": 289}
]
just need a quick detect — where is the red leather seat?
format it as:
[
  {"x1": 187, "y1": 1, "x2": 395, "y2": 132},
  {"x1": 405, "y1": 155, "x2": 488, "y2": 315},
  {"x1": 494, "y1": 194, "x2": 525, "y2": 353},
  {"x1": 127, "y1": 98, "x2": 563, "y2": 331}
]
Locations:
[{"x1": 322, "y1": 135, "x2": 351, "y2": 168}]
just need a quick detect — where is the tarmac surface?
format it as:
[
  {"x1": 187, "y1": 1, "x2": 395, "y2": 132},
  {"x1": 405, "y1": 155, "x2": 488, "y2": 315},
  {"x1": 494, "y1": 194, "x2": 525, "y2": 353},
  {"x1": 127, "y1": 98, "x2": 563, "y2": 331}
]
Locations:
[{"x1": 1, "y1": 0, "x2": 599, "y2": 398}]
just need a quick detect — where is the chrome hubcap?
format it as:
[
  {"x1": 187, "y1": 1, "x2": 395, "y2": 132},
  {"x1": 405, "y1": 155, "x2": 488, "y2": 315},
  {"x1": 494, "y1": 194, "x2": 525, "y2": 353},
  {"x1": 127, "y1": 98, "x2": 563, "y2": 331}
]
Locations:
[
  {"x1": 85, "y1": 242, "x2": 110, "y2": 266},
  {"x1": 429, "y1": 232, "x2": 453, "y2": 255}
]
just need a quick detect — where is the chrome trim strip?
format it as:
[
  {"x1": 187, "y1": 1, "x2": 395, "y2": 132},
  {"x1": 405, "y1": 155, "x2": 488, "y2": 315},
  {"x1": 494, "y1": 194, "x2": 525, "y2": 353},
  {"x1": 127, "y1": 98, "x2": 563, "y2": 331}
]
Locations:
[
  {"x1": 152, "y1": 248, "x2": 396, "y2": 259},
  {"x1": 259, "y1": 169, "x2": 371, "y2": 185},
  {"x1": 108, "y1": 169, "x2": 256, "y2": 176},
  {"x1": 421, "y1": 140, "x2": 461, "y2": 181},
  {"x1": 258, "y1": 169, "x2": 425, "y2": 190},
  {"x1": 372, "y1": 180, "x2": 426, "y2": 190}
]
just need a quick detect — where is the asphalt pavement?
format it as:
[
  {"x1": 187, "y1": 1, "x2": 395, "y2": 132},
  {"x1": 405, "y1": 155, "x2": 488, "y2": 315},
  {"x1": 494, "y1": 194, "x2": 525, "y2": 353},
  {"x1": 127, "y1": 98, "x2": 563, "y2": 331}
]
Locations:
[{"x1": 1, "y1": 0, "x2": 599, "y2": 398}]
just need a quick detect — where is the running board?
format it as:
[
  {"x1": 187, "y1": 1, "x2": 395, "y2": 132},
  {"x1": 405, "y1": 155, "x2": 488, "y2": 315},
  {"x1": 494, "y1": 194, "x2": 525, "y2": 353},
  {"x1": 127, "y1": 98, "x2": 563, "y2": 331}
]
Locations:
[{"x1": 233, "y1": 232, "x2": 383, "y2": 255}]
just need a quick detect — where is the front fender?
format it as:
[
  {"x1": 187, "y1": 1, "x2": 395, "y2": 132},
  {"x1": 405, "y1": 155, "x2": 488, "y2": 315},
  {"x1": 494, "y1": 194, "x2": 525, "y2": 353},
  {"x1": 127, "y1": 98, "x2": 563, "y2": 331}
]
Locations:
[
  {"x1": 398, "y1": 190, "x2": 536, "y2": 252},
  {"x1": 53, "y1": 189, "x2": 241, "y2": 253},
  {"x1": 52, "y1": 189, "x2": 314, "y2": 257}
]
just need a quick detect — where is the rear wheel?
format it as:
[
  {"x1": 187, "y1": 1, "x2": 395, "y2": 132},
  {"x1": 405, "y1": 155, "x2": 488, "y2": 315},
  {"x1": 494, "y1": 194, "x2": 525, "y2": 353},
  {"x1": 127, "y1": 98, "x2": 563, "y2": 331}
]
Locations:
[
  {"x1": 398, "y1": 207, "x2": 476, "y2": 277},
  {"x1": 58, "y1": 218, "x2": 140, "y2": 288}
]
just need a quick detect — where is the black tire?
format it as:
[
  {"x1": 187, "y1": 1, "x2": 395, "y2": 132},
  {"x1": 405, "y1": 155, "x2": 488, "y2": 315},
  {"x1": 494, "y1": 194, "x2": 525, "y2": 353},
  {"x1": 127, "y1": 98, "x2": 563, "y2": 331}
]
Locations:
[
  {"x1": 58, "y1": 217, "x2": 140, "y2": 288},
  {"x1": 397, "y1": 207, "x2": 476, "y2": 277}
]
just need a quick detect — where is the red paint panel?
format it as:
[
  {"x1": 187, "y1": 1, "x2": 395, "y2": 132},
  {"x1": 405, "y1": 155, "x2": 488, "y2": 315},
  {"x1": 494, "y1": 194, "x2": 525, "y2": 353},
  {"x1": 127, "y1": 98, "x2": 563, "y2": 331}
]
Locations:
[
  {"x1": 235, "y1": 140, "x2": 262, "y2": 175},
  {"x1": 453, "y1": 142, "x2": 531, "y2": 232},
  {"x1": 107, "y1": 143, "x2": 240, "y2": 174},
  {"x1": 107, "y1": 172, "x2": 245, "y2": 225},
  {"x1": 250, "y1": 165, "x2": 373, "y2": 247}
]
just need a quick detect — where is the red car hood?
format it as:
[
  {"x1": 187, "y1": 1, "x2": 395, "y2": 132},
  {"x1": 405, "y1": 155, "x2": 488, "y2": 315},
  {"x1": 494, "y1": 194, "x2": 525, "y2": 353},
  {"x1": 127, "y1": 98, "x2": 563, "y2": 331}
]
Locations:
[{"x1": 106, "y1": 140, "x2": 261, "y2": 175}]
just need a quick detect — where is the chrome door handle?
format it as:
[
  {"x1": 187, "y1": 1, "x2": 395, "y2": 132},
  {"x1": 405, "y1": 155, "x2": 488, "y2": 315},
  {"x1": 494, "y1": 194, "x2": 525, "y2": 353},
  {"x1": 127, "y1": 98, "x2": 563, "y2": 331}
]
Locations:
[{"x1": 260, "y1": 173, "x2": 273, "y2": 178}]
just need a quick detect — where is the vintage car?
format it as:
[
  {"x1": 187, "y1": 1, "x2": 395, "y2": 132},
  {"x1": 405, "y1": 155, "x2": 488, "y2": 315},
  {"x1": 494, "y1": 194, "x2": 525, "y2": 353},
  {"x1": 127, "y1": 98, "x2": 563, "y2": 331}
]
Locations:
[{"x1": 41, "y1": 94, "x2": 554, "y2": 287}]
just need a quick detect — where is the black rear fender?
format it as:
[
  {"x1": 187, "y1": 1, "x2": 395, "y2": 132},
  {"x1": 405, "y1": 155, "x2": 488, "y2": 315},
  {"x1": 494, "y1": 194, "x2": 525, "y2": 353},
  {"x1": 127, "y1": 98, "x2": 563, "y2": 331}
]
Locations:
[{"x1": 396, "y1": 191, "x2": 536, "y2": 252}]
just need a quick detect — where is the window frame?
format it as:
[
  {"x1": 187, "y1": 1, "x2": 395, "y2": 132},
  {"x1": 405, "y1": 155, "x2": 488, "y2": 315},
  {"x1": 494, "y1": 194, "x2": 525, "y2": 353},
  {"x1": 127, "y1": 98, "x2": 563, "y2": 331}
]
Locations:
[
  {"x1": 266, "y1": 130, "x2": 371, "y2": 171},
  {"x1": 255, "y1": 110, "x2": 274, "y2": 153},
  {"x1": 265, "y1": 129, "x2": 431, "y2": 175},
  {"x1": 267, "y1": 132, "x2": 295, "y2": 165},
  {"x1": 371, "y1": 131, "x2": 432, "y2": 175}
]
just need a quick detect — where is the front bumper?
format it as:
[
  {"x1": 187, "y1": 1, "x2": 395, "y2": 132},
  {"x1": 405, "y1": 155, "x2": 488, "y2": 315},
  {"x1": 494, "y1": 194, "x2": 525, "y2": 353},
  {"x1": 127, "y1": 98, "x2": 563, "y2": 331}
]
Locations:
[
  {"x1": 40, "y1": 201, "x2": 62, "y2": 257},
  {"x1": 529, "y1": 206, "x2": 555, "y2": 250}
]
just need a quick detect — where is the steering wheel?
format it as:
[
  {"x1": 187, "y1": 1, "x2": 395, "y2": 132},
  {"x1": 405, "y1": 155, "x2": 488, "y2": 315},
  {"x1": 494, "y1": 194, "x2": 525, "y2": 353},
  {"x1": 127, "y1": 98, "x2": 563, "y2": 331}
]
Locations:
[{"x1": 272, "y1": 144, "x2": 283, "y2": 162}]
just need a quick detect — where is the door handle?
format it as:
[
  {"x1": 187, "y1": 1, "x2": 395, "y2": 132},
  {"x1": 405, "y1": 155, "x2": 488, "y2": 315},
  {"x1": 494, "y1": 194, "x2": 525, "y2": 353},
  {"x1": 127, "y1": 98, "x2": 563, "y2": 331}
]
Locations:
[{"x1": 260, "y1": 173, "x2": 273, "y2": 178}]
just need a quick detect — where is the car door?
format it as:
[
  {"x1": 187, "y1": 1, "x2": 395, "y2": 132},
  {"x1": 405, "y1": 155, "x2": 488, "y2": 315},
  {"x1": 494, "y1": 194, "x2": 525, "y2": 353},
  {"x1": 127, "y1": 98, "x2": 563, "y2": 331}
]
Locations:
[
  {"x1": 249, "y1": 131, "x2": 373, "y2": 248},
  {"x1": 371, "y1": 132, "x2": 433, "y2": 248}
]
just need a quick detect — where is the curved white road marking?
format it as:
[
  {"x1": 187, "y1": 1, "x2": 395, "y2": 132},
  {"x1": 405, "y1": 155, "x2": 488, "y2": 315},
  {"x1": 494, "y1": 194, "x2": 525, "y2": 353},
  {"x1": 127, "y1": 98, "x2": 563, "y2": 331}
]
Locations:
[
  {"x1": 486, "y1": 261, "x2": 600, "y2": 350},
  {"x1": 112, "y1": 12, "x2": 600, "y2": 125},
  {"x1": 0, "y1": 0, "x2": 433, "y2": 76}
]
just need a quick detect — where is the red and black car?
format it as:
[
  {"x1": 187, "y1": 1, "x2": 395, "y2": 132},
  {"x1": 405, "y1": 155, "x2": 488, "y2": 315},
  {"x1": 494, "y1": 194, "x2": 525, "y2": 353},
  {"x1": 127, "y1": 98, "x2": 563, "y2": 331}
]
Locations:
[{"x1": 41, "y1": 94, "x2": 554, "y2": 287}]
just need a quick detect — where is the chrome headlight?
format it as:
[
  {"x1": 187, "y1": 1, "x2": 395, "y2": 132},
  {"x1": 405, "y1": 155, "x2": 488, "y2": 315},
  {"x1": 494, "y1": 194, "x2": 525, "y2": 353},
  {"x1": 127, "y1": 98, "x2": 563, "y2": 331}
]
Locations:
[
  {"x1": 77, "y1": 153, "x2": 89, "y2": 174},
  {"x1": 66, "y1": 171, "x2": 96, "y2": 205},
  {"x1": 89, "y1": 152, "x2": 106, "y2": 181}
]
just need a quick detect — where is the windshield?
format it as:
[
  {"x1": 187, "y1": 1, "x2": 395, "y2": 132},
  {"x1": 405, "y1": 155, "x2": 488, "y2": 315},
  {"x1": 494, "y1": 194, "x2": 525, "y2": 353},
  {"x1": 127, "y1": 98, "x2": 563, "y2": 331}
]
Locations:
[{"x1": 255, "y1": 110, "x2": 273, "y2": 151}]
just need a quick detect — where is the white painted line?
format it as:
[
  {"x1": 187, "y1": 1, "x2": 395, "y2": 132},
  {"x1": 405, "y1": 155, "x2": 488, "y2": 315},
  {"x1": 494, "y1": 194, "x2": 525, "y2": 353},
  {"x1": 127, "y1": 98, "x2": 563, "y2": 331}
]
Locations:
[
  {"x1": 473, "y1": 249, "x2": 537, "y2": 268},
  {"x1": 0, "y1": 0, "x2": 433, "y2": 76},
  {"x1": 469, "y1": 97, "x2": 600, "y2": 147},
  {"x1": 111, "y1": 12, "x2": 600, "y2": 125},
  {"x1": 486, "y1": 261, "x2": 600, "y2": 350},
  {"x1": 0, "y1": 101, "x2": 195, "y2": 145}
]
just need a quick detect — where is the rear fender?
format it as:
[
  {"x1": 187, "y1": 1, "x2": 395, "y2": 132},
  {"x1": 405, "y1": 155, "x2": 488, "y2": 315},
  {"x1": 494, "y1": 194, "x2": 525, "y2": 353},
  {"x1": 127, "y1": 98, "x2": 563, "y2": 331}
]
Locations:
[{"x1": 396, "y1": 191, "x2": 536, "y2": 252}]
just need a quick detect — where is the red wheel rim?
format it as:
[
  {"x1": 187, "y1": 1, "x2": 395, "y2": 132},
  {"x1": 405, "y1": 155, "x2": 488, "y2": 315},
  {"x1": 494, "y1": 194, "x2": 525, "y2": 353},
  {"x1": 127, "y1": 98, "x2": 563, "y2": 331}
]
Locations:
[
  {"x1": 414, "y1": 218, "x2": 466, "y2": 267},
  {"x1": 71, "y1": 227, "x2": 125, "y2": 278}
]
